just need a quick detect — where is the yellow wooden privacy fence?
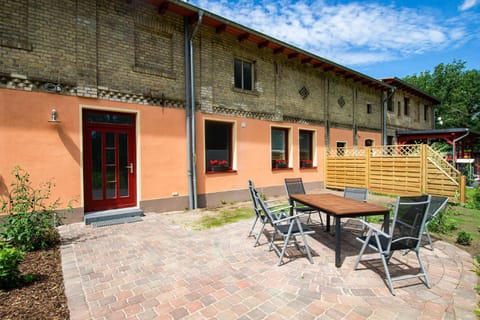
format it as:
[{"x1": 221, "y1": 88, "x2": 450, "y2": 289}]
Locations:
[{"x1": 325, "y1": 144, "x2": 466, "y2": 203}]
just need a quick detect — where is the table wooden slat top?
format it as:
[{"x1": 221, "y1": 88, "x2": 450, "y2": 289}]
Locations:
[{"x1": 290, "y1": 194, "x2": 390, "y2": 217}]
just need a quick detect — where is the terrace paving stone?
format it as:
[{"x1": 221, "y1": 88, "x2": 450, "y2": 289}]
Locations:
[{"x1": 59, "y1": 209, "x2": 478, "y2": 319}]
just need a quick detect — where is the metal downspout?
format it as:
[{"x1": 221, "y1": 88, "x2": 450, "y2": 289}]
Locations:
[
  {"x1": 184, "y1": 17, "x2": 193, "y2": 210},
  {"x1": 452, "y1": 130, "x2": 470, "y2": 165},
  {"x1": 382, "y1": 87, "x2": 395, "y2": 145},
  {"x1": 186, "y1": 11, "x2": 203, "y2": 210}
]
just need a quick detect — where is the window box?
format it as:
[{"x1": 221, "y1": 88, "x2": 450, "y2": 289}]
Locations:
[
  {"x1": 300, "y1": 160, "x2": 313, "y2": 168},
  {"x1": 210, "y1": 165, "x2": 229, "y2": 172},
  {"x1": 208, "y1": 159, "x2": 229, "y2": 172},
  {"x1": 272, "y1": 159, "x2": 288, "y2": 169}
]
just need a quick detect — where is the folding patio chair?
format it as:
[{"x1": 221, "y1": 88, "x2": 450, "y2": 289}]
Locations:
[
  {"x1": 344, "y1": 187, "x2": 368, "y2": 230},
  {"x1": 344, "y1": 187, "x2": 368, "y2": 202},
  {"x1": 247, "y1": 180, "x2": 288, "y2": 247},
  {"x1": 423, "y1": 196, "x2": 449, "y2": 250},
  {"x1": 255, "y1": 189, "x2": 315, "y2": 266},
  {"x1": 354, "y1": 195, "x2": 432, "y2": 295},
  {"x1": 284, "y1": 178, "x2": 324, "y2": 226}
]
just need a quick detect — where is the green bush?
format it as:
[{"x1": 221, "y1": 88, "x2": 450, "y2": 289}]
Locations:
[
  {"x1": 427, "y1": 206, "x2": 458, "y2": 234},
  {"x1": 456, "y1": 231, "x2": 473, "y2": 246},
  {"x1": 1, "y1": 166, "x2": 63, "y2": 251},
  {"x1": 0, "y1": 242, "x2": 25, "y2": 289},
  {"x1": 465, "y1": 186, "x2": 480, "y2": 210}
]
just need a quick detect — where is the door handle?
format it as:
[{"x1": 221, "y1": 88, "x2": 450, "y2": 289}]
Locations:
[{"x1": 126, "y1": 163, "x2": 133, "y2": 174}]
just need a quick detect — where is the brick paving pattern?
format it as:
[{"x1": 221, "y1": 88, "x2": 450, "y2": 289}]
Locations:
[{"x1": 59, "y1": 213, "x2": 478, "y2": 319}]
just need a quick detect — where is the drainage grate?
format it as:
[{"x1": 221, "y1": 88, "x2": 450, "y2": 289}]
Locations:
[{"x1": 91, "y1": 216, "x2": 143, "y2": 228}]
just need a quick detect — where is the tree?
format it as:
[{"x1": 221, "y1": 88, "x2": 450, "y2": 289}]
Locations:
[{"x1": 403, "y1": 60, "x2": 480, "y2": 131}]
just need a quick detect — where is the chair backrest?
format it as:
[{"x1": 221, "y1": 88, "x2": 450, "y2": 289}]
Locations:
[
  {"x1": 426, "y1": 196, "x2": 448, "y2": 224},
  {"x1": 344, "y1": 187, "x2": 368, "y2": 202},
  {"x1": 248, "y1": 180, "x2": 263, "y2": 219},
  {"x1": 284, "y1": 178, "x2": 306, "y2": 196},
  {"x1": 255, "y1": 188, "x2": 280, "y2": 228},
  {"x1": 390, "y1": 195, "x2": 431, "y2": 250}
]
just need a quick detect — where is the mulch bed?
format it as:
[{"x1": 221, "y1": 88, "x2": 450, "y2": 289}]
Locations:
[{"x1": 0, "y1": 246, "x2": 69, "y2": 320}]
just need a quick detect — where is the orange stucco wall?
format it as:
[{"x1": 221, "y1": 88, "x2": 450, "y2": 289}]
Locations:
[
  {"x1": 0, "y1": 89, "x2": 189, "y2": 211},
  {"x1": 1, "y1": 88, "x2": 328, "y2": 213},
  {"x1": 0, "y1": 89, "x2": 82, "y2": 209},
  {"x1": 196, "y1": 113, "x2": 325, "y2": 193}
]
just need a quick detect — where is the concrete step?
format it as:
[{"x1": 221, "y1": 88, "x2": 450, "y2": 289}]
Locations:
[
  {"x1": 84, "y1": 207, "x2": 144, "y2": 225},
  {"x1": 91, "y1": 216, "x2": 143, "y2": 228}
]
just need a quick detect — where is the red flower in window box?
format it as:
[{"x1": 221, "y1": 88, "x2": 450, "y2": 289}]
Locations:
[
  {"x1": 273, "y1": 159, "x2": 287, "y2": 168},
  {"x1": 209, "y1": 159, "x2": 229, "y2": 171},
  {"x1": 300, "y1": 159, "x2": 313, "y2": 168}
]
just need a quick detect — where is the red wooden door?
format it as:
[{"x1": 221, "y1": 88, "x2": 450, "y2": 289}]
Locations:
[{"x1": 83, "y1": 110, "x2": 136, "y2": 212}]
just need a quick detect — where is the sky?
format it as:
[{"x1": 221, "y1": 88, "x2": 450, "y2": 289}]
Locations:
[{"x1": 188, "y1": 0, "x2": 480, "y2": 79}]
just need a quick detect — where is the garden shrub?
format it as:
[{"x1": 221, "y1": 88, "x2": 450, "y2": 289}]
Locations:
[
  {"x1": 1, "y1": 166, "x2": 64, "y2": 251},
  {"x1": 466, "y1": 186, "x2": 480, "y2": 210},
  {"x1": 427, "y1": 206, "x2": 458, "y2": 234},
  {"x1": 0, "y1": 242, "x2": 25, "y2": 289},
  {"x1": 456, "y1": 231, "x2": 473, "y2": 246}
]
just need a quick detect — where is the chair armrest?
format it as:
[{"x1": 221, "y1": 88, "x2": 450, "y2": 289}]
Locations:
[
  {"x1": 270, "y1": 205, "x2": 292, "y2": 214},
  {"x1": 273, "y1": 212, "x2": 305, "y2": 224},
  {"x1": 359, "y1": 220, "x2": 390, "y2": 238}
]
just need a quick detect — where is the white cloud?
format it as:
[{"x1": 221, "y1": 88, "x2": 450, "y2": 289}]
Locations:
[
  {"x1": 191, "y1": 0, "x2": 470, "y2": 67},
  {"x1": 459, "y1": 0, "x2": 480, "y2": 11}
]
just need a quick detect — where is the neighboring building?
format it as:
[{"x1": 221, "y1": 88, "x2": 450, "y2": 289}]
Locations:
[
  {"x1": 0, "y1": 0, "x2": 435, "y2": 222},
  {"x1": 382, "y1": 77, "x2": 441, "y2": 145}
]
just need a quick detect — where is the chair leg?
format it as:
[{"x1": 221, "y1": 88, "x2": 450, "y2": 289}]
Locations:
[
  {"x1": 248, "y1": 216, "x2": 259, "y2": 237},
  {"x1": 277, "y1": 224, "x2": 294, "y2": 266},
  {"x1": 269, "y1": 232, "x2": 276, "y2": 252},
  {"x1": 380, "y1": 252, "x2": 396, "y2": 295},
  {"x1": 296, "y1": 220, "x2": 313, "y2": 264},
  {"x1": 253, "y1": 222, "x2": 266, "y2": 247},
  {"x1": 318, "y1": 211, "x2": 324, "y2": 227},
  {"x1": 353, "y1": 231, "x2": 372, "y2": 269},
  {"x1": 424, "y1": 227, "x2": 434, "y2": 251},
  {"x1": 416, "y1": 251, "x2": 431, "y2": 288}
]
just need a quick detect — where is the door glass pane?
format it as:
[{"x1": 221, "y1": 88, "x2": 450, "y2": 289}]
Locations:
[
  {"x1": 106, "y1": 165, "x2": 116, "y2": 199},
  {"x1": 119, "y1": 133, "x2": 129, "y2": 197},
  {"x1": 91, "y1": 131, "x2": 103, "y2": 200},
  {"x1": 87, "y1": 113, "x2": 133, "y2": 125}
]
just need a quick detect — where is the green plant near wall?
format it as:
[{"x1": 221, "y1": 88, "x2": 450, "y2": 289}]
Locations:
[
  {"x1": 0, "y1": 242, "x2": 25, "y2": 289},
  {"x1": 0, "y1": 166, "x2": 68, "y2": 251}
]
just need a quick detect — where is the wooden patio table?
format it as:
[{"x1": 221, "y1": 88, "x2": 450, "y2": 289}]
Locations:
[{"x1": 289, "y1": 193, "x2": 390, "y2": 267}]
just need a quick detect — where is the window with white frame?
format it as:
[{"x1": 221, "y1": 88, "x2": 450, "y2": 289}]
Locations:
[
  {"x1": 271, "y1": 127, "x2": 289, "y2": 169},
  {"x1": 234, "y1": 58, "x2": 253, "y2": 90},
  {"x1": 205, "y1": 120, "x2": 233, "y2": 172},
  {"x1": 299, "y1": 130, "x2": 314, "y2": 168}
]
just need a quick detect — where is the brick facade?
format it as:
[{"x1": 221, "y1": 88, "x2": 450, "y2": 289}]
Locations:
[{"x1": 0, "y1": 0, "x2": 437, "y2": 216}]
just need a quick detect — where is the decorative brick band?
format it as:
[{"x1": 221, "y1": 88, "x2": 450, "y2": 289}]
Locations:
[
  {"x1": 211, "y1": 105, "x2": 276, "y2": 121},
  {"x1": 0, "y1": 73, "x2": 186, "y2": 109}
]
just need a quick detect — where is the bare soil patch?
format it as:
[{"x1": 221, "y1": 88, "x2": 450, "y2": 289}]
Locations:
[{"x1": 0, "y1": 246, "x2": 69, "y2": 320}]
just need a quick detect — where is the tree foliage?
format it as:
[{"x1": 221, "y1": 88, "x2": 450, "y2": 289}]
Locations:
[{"x1": 403, "y1": 60, "x2": 480, "y2": 131}]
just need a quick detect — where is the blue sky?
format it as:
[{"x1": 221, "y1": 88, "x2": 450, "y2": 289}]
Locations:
[{"x1": 188, "y1": 0, "x2": 480, "y2": 79}]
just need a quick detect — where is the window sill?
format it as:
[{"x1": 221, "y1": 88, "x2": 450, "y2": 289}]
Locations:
[
  {"x1": 231, "y1": 87, "x2": 260, "y2": 97},
  {"x1": 271, "y1": 167, "x2": 292, "y2": 171},
  {"x1": 300, "y1": 166, "x2": 317, "y2": 169},
  {"x1": 206, "y1": 170, "x2": 237, "y2": 174}
]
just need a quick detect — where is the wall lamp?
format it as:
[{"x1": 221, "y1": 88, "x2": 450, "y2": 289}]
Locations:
[{"x1": 48, "y1": 108, "x2": 61, "y2": 123}]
